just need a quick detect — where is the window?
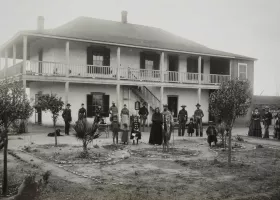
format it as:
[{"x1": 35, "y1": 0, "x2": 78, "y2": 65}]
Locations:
[
  {"x1": 187, "y1": 57, "x2": 204, "y2": 73},
  {"x1": 92, "y1": 55, "x2": 104, "y2": 66},
  {"x1": 145, "y1": 60, "x2": 154, "y2": 70},
  {"x1": 87, "y1": 46, "x2": 110, "y2": 74},
  {"x1": 140, "y1": 52, "x2": 160, "y2": 70},
  {"x1": 238, "y1": 63, "x2": 247, "y2": 80},
  {"x1": 87, "y1": 93, "x2": 110, "y2": 117}
]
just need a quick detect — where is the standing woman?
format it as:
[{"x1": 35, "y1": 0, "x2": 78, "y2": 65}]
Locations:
[
  {"x1": 248, "y1": 108, "x2": 262, "y2": 137},
  {"x1": 149, "y1": 107, "x2": 163, "y2": 145},
  {"x1": 120, "y1": 104, "x2": 130, "y2": 128}
]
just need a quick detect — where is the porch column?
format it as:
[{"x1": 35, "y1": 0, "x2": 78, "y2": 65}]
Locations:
[
  {"x1": 65, "y1": 82, "x2": 69, "y2": 105},
  {"x1": 116, "y1": 84, "x2": 121, "y2": 117},
  {"x1": 117, "y1": 47, "x2": 120, "y2": 80},
  {"x1": 229, "y1": 59, "x2": 232, "y2": 79},
  {"x1": 65, "y1": 41, "x2": 70, "y2": 77},
  {"x1": 160, "y1": 86, "x2": 164, "y2": 111},
  {"x1": 160, "y1": 52, "x2": 165, "y2": 82},
  {"x1": 4, "y1": 49, "x2": 8, "y2": 78},
  {"x1": 13, "y1": 44, "x2": 16, "y2": 65},
  {"x1": 198, "y1": 56, "x2": 202, "y2": 85},
  {"x1": 23, "y1": 36, "x2": 27, "y2": 75},
  {"x1": 197, "y1": 88, "x2": 201, "y2": 104}
]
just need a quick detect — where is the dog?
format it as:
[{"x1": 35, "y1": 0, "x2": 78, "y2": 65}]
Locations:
[{"x1": 47, "y1": 129, "x2": 62, "y2": 137}]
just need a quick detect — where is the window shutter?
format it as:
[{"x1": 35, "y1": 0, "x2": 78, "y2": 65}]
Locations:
[
  {"x1": 103, "y1": 48, "x2": 110, "y2": 66},
  {"x1": 87, "y1": 94, "x2": 93, "y2": 117},
  {"x1": 140, "y1": 52, "x2": 145, "y2": 69},
  {"x1": 102, "y1": 95, "x2": 110, "y2": 117},
  {"x1": 87, "y1": 46, "x2": 93, "y2": 65}
]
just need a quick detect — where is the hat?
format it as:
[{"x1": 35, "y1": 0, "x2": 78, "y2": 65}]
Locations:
[
  {"x1": 196, "y1": 103, "x2": 201, "y2": 107},
  {"x1": 112, "y1": 101, "x2": 115, "y2": 104},
  {"x1": 181, "y1": 105, "x2": 186, "y2": 107},
  {"x1": 66, "y1": 103, "x2": 71, "y2": 106},
  {"x1": 124, "y1": 104, "x2": 127, "y2": 106},
  {"x1": 81, "y1": 103, "x2": 84, "y2": 106},
  {"x1": 163, "y1": 104, "x2": 168, "y2": 107}
]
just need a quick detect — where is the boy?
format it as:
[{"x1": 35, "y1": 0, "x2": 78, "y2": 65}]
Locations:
[
  {"x1": 130, "y1": 116, "x2": 141, "y2": 145},
  {"x1": 111, "y1": 116, "x2": 120, "y2": 144},
  {"x1": 187, "y1": 118, "x2": 195, "y2": 137}
]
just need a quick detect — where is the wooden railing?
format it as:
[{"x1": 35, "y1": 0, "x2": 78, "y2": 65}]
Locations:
[{"x1": 0, "y1": 60, "x2": 231, "y2": 85}]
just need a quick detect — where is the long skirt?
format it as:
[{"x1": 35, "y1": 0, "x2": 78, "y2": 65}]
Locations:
[
  {"x1": 121, "y1": 130, "x2": 129, "y2": 143},
  {"x1": 249, "y1": 120, "x2": 262, "y2": 137},
  {"x1": 121, "y1": 114, "x2": 129, "y2": 128},
  {"x1": 149, "y1": 122, "x2": 162, "y2": 145}
]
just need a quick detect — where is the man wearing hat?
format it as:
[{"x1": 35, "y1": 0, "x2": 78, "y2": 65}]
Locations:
[
  {"x1": 78, "y1": 103, "x2": 87, "y2": 120},
  {"x1": 263, "y1": 106, "x2": 272, "y2": 138},
  {"x1": 62, "y1": 103, "x2": 72, "y2": 135},
  {"x1": 109, "y1": 101, "x2": 118, "y2": 122},
  {"x1": 138, "y1": 102, "x2": 149, "y2": 132},
  {"x1": 162, "y1": 104, "x2": 174, "y2": 152},
  {"x1": 194, "y1": 103, "x2": 204, "y2": 137},
  {"x1": 178, "y1": 105, "x2": 188, "y2": 136}
]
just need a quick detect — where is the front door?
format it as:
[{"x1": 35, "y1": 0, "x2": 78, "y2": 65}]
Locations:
[
  {"x1": 35, "y1": 94, "x2": 42, "y2": 125},
  {"x1": 168, "y1": 55, "x2": 179, "y2": 82},
  {"x1": 167, "y1": 96, "x2": 178, "y2": 117},
  {"x1": 38, "y1": 49, "x2": 43, "y2": 74}
]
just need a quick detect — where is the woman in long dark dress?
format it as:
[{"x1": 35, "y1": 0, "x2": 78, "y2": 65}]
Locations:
[
  {"x1": 248, "y1": 108, "x2": 262, "y2": 137},
  {"x1": 149, "y1": 107, "x2": 163, "y2": 145}
]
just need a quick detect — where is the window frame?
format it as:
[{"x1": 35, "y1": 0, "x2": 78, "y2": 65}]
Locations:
[{"x1": 238, "y1": 63, "x2": 248, "y2": 80}]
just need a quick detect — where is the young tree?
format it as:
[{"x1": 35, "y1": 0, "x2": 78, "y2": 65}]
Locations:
[
  {"x1": 73, "y1": 119, "x2": 102, "y2": 155},
  {"x1": 34, "y1": 94, "x2": 64, "y2": 146},
  {"x1": 0, "y1": 80, "x2": 33, "y2": 195},
  {"x1": 209, "y1": 79, "x2": 252, "y2": 164}
]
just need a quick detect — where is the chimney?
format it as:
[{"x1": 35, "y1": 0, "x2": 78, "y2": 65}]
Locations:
[
  {"x1": 37, "y1": 16, "x2": 44, "y2": 31},
  {"x1": 121, "y1": 11, "x2": 128, "y2": 23}
]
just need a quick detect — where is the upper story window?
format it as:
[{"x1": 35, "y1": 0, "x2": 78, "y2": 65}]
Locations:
[
  {"x1": 140, "y1": 52, "x2": 160, "y2": 70},
  {"x1": 92, "y1": 55, "x2": 104, "y2": 66},
  {"x1": 187, "y1": 57, "x2": 204, "y2": 73},
  {"x1": 238, "y1": 63, "x2": 247, "y2": 80},
  {"x1": 87, "y1": 46, "x2": 110, "y2": 66},
  {"x1": 145, "y1": 60, "x2": 154, "y2": 70}
]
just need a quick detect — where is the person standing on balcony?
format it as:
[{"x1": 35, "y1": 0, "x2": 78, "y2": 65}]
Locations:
[
  {"x1": 263, "y1": 106, "x2": 272, "y2": 138},
  {"x1": 178, "y1": 105, "x2": 188, "y2": 136},
  {"x1": 78, "y1": 103, "x2": 87, "y2": 121},
  {"x1": 62, "y1": 103, "x2": 72, "y2": 135},
  {"x1": 109, "y1": 101, "x2": 118, "y2": 122},
  {"x1": 139, "y1": 102, "x2": 149, "y2": 132},
  {"x1": 194, "y1": 103, "x2": 204, "y2": 137},
  {"x1": 121, "y1": 104, "x2": 130, "y2": 128}
]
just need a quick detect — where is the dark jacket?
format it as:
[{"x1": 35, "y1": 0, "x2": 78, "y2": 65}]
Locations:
[
  {"x1": 78, "y1": 107, "x2": 87, "y2": 119},
  {"x1": 178, "y1": 109, "x2": 188, "y2": 122},
  {"x1": 62, "y1": 109, "x2": 72, "y2": 122},
  {"x1": 138, "y1": 106, "x2": 149, "y2": 117}
]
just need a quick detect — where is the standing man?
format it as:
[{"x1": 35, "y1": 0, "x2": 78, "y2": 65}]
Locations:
[
  {"x1": 62, "y1": 103, "x2": 72, "y2": 135},
  {"x1": 162, "y1": 104, "x2": 174, "y2": 152},
  {"x1": 194, "y1": 103, "x2": 204, "y2": 137},
  {"x1": 263, "y1": 106, "x2": 272, "y2": 138},
  {"x1": 138, "y1": 102, "x2": 149, "y2": 132},
  {"x1": 178, "y1": 105, "x2": 188, "y2": 136},
  {"x1": 109, "y1": 101, "x2": 118, "y2": 122},
  {"x1": 78, "y1": 103, "x2": 87, "y2": 120}
]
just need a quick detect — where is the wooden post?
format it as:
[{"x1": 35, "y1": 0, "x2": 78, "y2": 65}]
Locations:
[
  {"x1": 65, "y1": 82, "x2": 69, "y2": 105},
  {"x1": 198, "y1": 88, "x2": 201, "y2": 104},
  {"x1": 4, "y1": 49, "x2": 8, "y2": 78},
  {"x1": 229, "y1": 59, "x2": 232, "y2": 80},
  {"x1": 160, "y1": 86, "x2": 164, "y2": 111},
  {"x1": 13, "y1": 44, "x2": 16, "y2": 65},
  {"x1": 198, "y1": 56, "x2": 202, "y2": 85},
  {"x1": 160, "y1": 52, "x2": 165, "y2": 82},
  {"x1": 116, "y1": 84, "x2": 121, "y2": 117},
  {"x1": 66, "y1": 41, "x2": 70, "y2": 77},
  {"x1": 23, "y1": 36, "x2": 27, "y2": 75},
  {"x1": 117, "y1": 47, "x2": 120, "y2": 80}
]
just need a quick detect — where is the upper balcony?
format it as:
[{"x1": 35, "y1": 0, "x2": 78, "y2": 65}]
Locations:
[{"x1": 0, "y1": 60, "x2": 231, "y2": 86}]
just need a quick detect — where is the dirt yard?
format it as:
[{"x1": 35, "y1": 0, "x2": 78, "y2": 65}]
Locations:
[{"x1": 1, "y1": 135, "x2": 280, "y2": 200}]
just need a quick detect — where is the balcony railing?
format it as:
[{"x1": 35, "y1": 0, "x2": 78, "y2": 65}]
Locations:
[{"x1": 0, "y1": 60, "x2": 231, "y2": 85}]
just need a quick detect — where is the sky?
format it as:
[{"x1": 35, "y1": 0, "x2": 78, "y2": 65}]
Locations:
[{"x1": 0, "y1": 0, "x2": 279, "y2": 96}]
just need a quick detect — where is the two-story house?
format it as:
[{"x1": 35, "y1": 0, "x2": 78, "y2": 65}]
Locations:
[{"x1": 0, "y1": 11, "x2": 256, "y2": 126}]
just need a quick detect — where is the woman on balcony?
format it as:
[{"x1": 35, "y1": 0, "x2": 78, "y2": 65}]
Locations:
[{"x1": 149, "y1": 107, "x2": 163, "y2": 145}]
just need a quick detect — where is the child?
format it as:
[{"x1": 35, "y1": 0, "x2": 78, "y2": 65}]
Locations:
[
  {"x1": 120, "y1": 123, "x2": 129, "y2": 145},
  {"x1": 130, "y1": 116, "x2": 141, "y2": 145},
  {"x1": 206, "y1": 121, "x2": 218, "y2": 147},
  {"x1": 187, "y1": 118, "x2": 195, "y2": 137},
  {"x1": 111, "y1": 116, "x2": 120, "y2": 144}
]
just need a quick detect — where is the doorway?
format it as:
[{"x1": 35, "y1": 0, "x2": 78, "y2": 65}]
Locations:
[
  {"x1": 167, "y1": 96, "x2": 178, "y2": 117},
  {"x1": 35, "y1": 93, "x2": 42, "y2": 125},
  {"x1": 168, "y1": 55, "x2": 179, "y2": 82},
  {"x1": 38, "y1": 49, "x2": 43, "y2": 74}
]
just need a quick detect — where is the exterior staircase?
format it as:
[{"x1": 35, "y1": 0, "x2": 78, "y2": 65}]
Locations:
[{"x1": 130, "y1": 86, "x2": 160, "y2": 112}]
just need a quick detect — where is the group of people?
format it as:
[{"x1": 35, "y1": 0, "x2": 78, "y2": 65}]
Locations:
[
  {"x1": 148, "y1": 103, "x2": 205, "y2": 146},
  {"x1": 248, "y1": 106, "x2": 280, "y2": 140}
]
